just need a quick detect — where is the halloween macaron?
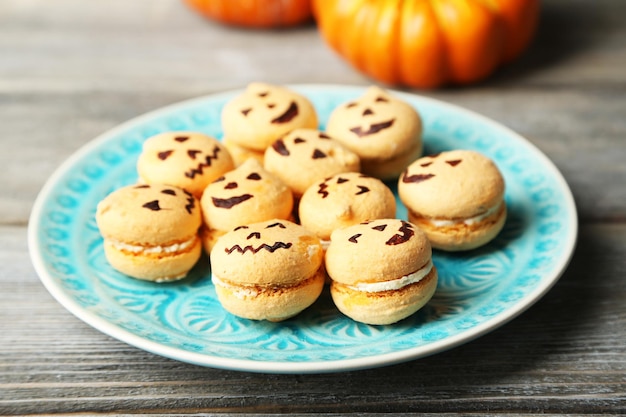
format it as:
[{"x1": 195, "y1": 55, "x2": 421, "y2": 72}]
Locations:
[
  {"x1": 398, "y1": 150, "x2": 507, "y2": 251},
  {"x1": 136, "y1": 131, "x2": 234, "y2": 198},
  {"x1": 264, "y1": 128, "x2": 361, "y2": 198},
  {"x1": 298, "y1": 172, "x2": 396, "y2": 247},
  {"x1": 221, "y1": 82, "x2": 318, "y2": 164},
  {"x1": 210, "y1": 219, "x2": 325, "y2": 322},
  {"x1": 325, "y1": 86, "x2": 422, "y2": 180},
  {"x1": 325, "y1": 219, "x2": 438, "y2": 325},
  {"x1": 95, "y1": 183, "x2": 202, "y2": 282},
  {"x1": 199, "y1": 158, "x2": 294, "y2": 253}
]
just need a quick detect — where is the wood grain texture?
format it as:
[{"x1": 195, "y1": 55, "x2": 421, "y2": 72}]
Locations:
[{"x1": 1, "y1": 0, "x2": 625, "y2": 414}]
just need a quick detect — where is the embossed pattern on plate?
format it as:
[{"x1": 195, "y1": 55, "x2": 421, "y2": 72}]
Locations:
[{"x1": 29, "y1": 85, "x2": 577, "y2": 373}]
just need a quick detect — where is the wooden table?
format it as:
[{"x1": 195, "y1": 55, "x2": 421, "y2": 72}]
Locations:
[{"x1": 2, "y1": 0, "x2": 625, "y2": 414}]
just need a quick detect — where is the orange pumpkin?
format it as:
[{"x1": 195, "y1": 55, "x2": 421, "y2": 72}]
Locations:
[
  {"x1": 184, "y1": 0, "x2": 313, "y2": 28},
  {"x1": 313, "y1": 0, "x2": 539, "y2": 88}
]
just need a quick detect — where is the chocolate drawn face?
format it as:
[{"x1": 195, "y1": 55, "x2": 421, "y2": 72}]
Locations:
[
  {"x1": 330, "y1": 87, "x2": 406, "y2": 140},
  {"x1": 233, "y1": 83, "x2": 308, "y2": 129},
  {"x1": 398, "y1": 150, "x2": 506, "y2": 221},
  {"x1": 223, "y1": 221, "x2": 293, "y2": 255},
  {"x1": 346, "y1": 219, "x2": 416, "y2": 247},
  {"x1": 133, "y1": 184, "x2": 197, "y2": 215},
  {"x1": 203, "y1": 158, "x2": 287, "y2": 210},
  {"x1": 270, "y1": 129, "x2": 333, "y2": 160},
  {"x1": 268, "y1": 128, "x2": 360, "y2": 169},
  {"x1": 400, "y1": 152, "x2": 466, "y2": 185},
  {"x1": 200, "y1": 158, "x2": 293, "y2": 231},
  {"x1": 315, "y1": 172, "x2": 376, "y2": 200},
  {"x1": 138, "y1": 132, "x2": 234, "y2": 197},
  {"x1": 108, "y1": 184, "x2": 197, "y2": 217}
]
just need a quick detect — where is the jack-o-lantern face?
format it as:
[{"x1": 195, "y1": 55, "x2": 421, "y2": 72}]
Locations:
[
  {"x1": 264, "y1": 128, "x2": 361, "y2": 196},
  {"x1": 398, "y1": 150, "x2": 505, "y2": 219},
  {"x1": 345, "y1": 219, "x2": 415, "y2": 247},
  {"x1": 221, "y1": 83, "x2": 318, "y2": 151},
  {"x1": 96, "y1": 183, "x2": 202, "y2": 246},
  {"x1": 308, "y1": 172, "x2": 394, "y2": 207},
  {"x1": 326, "y1": 218, "x2": 431, "y2": 279},
  {"x1": 132, "y1": 184, "x2": 197, "y2": 216},
  {"x1": 224, "y1": 221, "x2": 293, "y2": 255},
  {"x1": 298, "y1": 172, "x2": 397, "y2": 240},
  {"x1": 400, "y1": 152, "x2": 465, "y2": 185},
  {"x1": 316, "y1": 173, "x2": 373, "y2": 199},
  {"x1": 200, "y1": 158, "x2": 293, "y2": 231},
  {"x1": 137, "y1": 131, "x2": 234, "y2": 198},
  {"x1": 326, "y1": 86, "x2": 422, "y2": 159},
  {"x1": 210, "y1": 219, "x2": 323, "y2": 287}
]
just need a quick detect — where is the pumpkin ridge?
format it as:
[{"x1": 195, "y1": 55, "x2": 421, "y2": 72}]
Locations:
[
  {"x1": 312, "y1": 0, "x2": 538, "y2": 88},
  {"x1": 364, "y1": 0, "x2": 403, "y2": 84}
]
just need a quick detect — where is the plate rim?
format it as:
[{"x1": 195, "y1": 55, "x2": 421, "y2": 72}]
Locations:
[{"x1": 28, "y1": 83, "x2": 579, "y2": 373}]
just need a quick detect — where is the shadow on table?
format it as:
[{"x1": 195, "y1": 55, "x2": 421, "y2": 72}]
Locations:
[{"x1": 480, "y1": 2, "x2": 612, "y2": 86}]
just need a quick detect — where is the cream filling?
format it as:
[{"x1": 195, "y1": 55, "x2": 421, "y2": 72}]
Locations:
[
  {"x1": 212, "y1": 275, "x2": 262, "y2": 298},
  {"x1": 346, "y1": 260, "x2": 433, "y2": 293},
  {"x1": 109, "y1": 236, "x2": 197, "y2": 255},
  {"x1": 427, "y1": 201, "x2": 503, "y2": 227}
]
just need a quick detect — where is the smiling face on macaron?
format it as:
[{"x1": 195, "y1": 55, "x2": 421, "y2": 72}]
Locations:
[
  {"x1": 327, "y1": 219, "x2": 429, "y2": 274},
  {"x1": 298, "y1": 172, "x2": 396, "y2": 241},
  {"x1": 200, "y1": 158, "x2": 293, "y2": 232},
  {"x1": 399, "y1": 150, "x2": 505, "y2": 220},
  {"x1": 211, "y1": 219, "x2": 323, "y2": 286},
  {"x1": 326, "y1": 86, "x2": 422, "y2": 160},
  {"x1": 263, "y1": 128, "x2": 361, "y2": 196},
  {"x1": 221, "y1": 82, "x2": 318, "y2": 151}
]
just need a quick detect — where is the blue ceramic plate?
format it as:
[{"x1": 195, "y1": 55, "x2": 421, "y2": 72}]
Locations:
[{"x1": 29, "y1": 85, "x2": 577, "y2": 373}]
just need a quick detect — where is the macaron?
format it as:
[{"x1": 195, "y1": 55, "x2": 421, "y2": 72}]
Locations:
[
  {"x1": 95, "y1": 183, "x2": 202, "y2": 282},
  {"x1": 398, "y1": 150, "x2": 507, "y2": 251},
  {"x1": 222, "y1": 137, "x2": 265, "y2": 167},
  {"x1": 136, "y1": 131, "x2": 234, "y2": 198},
  {"x1": 325, "y1": 219, "x2": 438, "y2": 325},
  {"x1": 221, "y1": 82, "x2": 318, "y2": 155},
  {"x1": 210, "y1": 219, "x2": 325, "y2": 322},
  {"x1": 264, "y1": 128, "x2": 361, "y2": 198},
  {"x1": 325, "y1": 86, "x2": 422, "y2": 180},
  {"x1": 199, "y1": 158, "x2": 294, "y2": 253},
  {"x1": 298, "y1": 172, "x2": 396, "y2": 247}
]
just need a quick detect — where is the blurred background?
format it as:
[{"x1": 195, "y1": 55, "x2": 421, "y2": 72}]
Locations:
[{"x1": 1, "y1": 0, "x2": 623, "y2": 224}]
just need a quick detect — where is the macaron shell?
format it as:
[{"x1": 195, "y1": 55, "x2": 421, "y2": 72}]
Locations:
[
  {"x1": 213, "y1": 268, "x2": 325, "y2": 322},
  {"x1": 103, "y1": 237, "x2": 202, "y2": 282},
  {"x1": 200, "y1": 158, "x2": 293, "y2": 232},
  {"x1": 326, "y1": 86, "x2": 422, "y2": 160},
  {"x1": 136, "y1": 131, "x2": 234, "y2": 198},
  {"x1": 264, "y1": 128, "x2": 361, "y2": 197},
  {"x1": 222, "y1": 137, "x2": 265, "y2": 167},
  {"x1": 360, "y1": 138, "x2": 422, "y2": 181},
  {"x1": 398, "y1": 150, "x2": 505, "y2": 219},
  {"x1": 221, "y1": 82, "x2": 318, "y2": 151},
  {"x1": 298, "y1": 172, "x2": 396, "y2": 241},
  {"x1": 324, "y1": 219, "x2": 431, "y2": 285},
  {"x1": 330, "y1": 267, "x2": 438, "y2": 325},
  {"x1": 96, "y1": 184, "x2": 201, "y2": 247},
  {"x1": 210, "y1": 219, "x2": 323, "y2": 286}
]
